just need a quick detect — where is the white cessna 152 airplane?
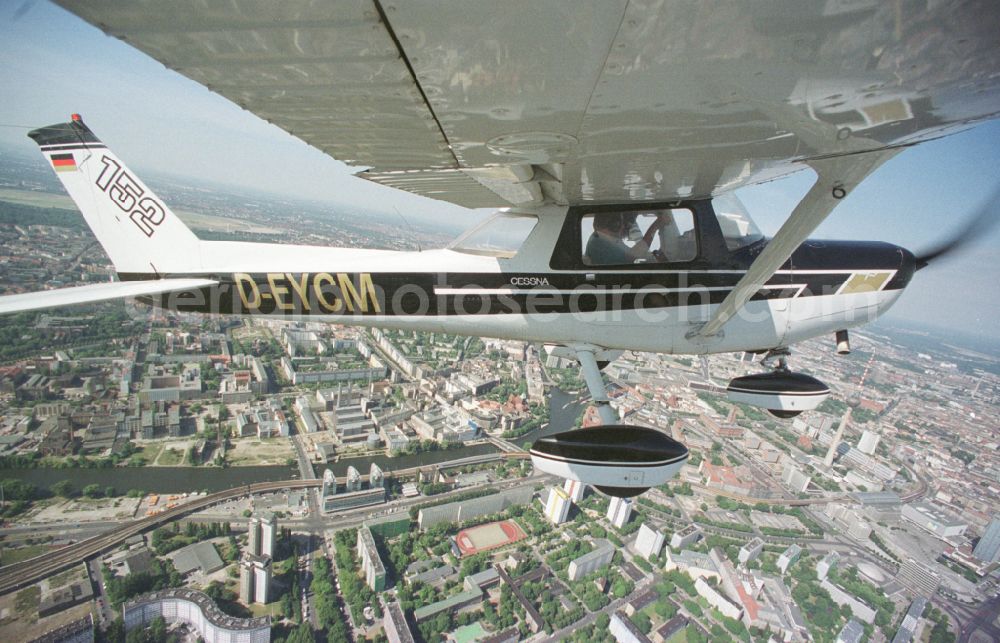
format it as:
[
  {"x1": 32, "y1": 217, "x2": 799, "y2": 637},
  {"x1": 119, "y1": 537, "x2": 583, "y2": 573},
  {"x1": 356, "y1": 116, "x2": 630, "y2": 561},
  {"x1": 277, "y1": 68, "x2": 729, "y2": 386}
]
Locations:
[{"x1": 5, "y1": 1, "x2": 1000, "y2": 496}]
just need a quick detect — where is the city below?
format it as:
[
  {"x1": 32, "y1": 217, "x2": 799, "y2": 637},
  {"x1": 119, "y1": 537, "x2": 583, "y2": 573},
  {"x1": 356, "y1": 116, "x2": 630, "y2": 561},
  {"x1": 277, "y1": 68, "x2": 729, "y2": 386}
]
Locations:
[{"x1": 0, "y1": 147, "x2": 998, "y2": 643}]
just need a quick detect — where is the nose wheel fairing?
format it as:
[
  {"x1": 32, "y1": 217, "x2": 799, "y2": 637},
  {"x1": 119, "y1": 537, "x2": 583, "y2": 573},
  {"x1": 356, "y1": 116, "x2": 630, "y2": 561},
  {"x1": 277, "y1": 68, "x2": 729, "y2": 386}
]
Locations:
[{"x1": 725, "y1": 350, "x2": 830, "y2": 418}]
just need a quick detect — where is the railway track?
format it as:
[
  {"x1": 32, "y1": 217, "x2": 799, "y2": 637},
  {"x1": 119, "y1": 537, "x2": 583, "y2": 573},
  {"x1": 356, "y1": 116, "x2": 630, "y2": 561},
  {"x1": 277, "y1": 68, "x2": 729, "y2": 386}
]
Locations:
[
  {"x1": 0, "y1": 479, "x2": 319, "y2": 596},
  {"x1": 0, "y1": 453, "x2": 535, "y2": 596}
]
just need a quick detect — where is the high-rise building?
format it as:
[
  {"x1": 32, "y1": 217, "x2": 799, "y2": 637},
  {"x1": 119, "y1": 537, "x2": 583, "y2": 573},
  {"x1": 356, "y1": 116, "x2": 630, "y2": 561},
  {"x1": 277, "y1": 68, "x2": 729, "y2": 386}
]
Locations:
[
  {"x1": 973, "y1": 516, "x2": 1000, "y2": 563},
  {"x1": 858, "y1": 430, "x2": 880, "y2": 455},
  {"x1": 238, "y1": 558, "x2": 254, "y2": 604},
  {"x1": 322, "y1": 468, "x2": 337, "y2": 497},
  {"x1": 567, "y1": 539, "x2": 615, "y2": 581},
  {"x1": 777, "y1": 544, "x2": 801, "y2": 575},
  {"x1": 545, "y1": 486, "x2": 571, "y2": 525},
  {"x1": 370, "y1": 463, "x2": 384, "y2": 489},
  {"x1": 247, "y1": 516, "x2": 261, "y2": 556},
  {"x1": 896, "y1": 558, "x2": 941, "y2": 599},
  {"x1": 670, "y1": 524, "x2": 702, "y2": 550},
  {"x1": 841, "y1": 446, "x2": 898, "y2": 481},
  {"x1": 247, "y1": 512, "x2": 278, "y2": 558},
  {"x1": 239, "y1": 555, "x2": 271, "y2": 604},
  {"x1": 607, "y1": 497, "x2": 632, "y2": 529},
  {"x1": 891, "y1": 597, "x2": 928, "y2": 643},
  {"x1": 384, "y1": 599, "x2": 415, "y2": 643},
  {"x1": 635, "y1": 523, "x2": 665, "y2": 559},
  {"x1": 782, "y1": 462, "x2": 812, "y2": 493},
  {"x1": 357, "y1": 526, "x2": 387, "y2": 591},
  {"x1": 260, "y1": 512, "x2": 277, "y2": 558},
  {"x1": 346, "y1": 466, "x2": 362, "y2": 492},
  {"x1": 738, "y1": 537, "x2": 764, "y2": 565},
  {"x1": 564, "y1": 479, "x2": 586, "y2": 503},
  {"x1": 252, "y1": 556, "x2": 272, "y2": 604},
  {"x1": 817, "y1": 552, "x2": 839, "y2": 580}
]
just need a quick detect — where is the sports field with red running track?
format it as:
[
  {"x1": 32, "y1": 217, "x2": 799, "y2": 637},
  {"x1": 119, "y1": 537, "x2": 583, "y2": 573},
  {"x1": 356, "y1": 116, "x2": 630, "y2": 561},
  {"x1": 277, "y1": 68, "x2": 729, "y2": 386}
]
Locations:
[{"x1": 454, "y1": 520, "x2": 527, "y2": 556}]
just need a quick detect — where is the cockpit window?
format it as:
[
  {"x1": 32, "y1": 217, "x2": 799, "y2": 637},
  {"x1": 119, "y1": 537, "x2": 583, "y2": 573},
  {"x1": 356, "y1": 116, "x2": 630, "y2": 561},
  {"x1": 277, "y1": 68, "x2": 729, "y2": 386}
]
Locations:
[
  {"x1": 449, "y1": 212, "x2": 538, "y2": 258},
  {"x1": 713, "y1": 193, "x2": 764, "y2": 251},
  {"x1": 581, "y1": 208, "x2": 697, "y2": 266}
]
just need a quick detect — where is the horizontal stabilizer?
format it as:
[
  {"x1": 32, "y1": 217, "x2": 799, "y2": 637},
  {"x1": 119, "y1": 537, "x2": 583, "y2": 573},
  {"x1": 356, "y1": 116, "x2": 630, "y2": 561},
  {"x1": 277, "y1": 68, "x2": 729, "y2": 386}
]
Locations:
[{"x1": 0, "y1": 278, "x2": 217, "y2": 315}]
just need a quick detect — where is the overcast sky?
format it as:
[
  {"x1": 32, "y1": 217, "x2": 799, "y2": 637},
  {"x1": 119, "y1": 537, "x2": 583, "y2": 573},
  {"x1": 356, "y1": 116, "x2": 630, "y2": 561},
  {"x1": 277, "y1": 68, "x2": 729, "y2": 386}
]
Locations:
[{"x1": 2, "y1": 1, "x2": 1000, "y2": 342}]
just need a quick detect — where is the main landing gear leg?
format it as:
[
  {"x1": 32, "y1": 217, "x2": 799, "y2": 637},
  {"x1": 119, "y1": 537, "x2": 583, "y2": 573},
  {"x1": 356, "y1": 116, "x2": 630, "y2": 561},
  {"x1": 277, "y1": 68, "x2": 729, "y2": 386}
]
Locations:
[
  {"x1": 761, "y1": 348, "x2": 791, "y2": 373},
  {"x1": 530, "y1": 344, "x2": 689, "y2": 498},
  {"x1": 573, "y1": 345, "x2": 618, "y2": 426}
]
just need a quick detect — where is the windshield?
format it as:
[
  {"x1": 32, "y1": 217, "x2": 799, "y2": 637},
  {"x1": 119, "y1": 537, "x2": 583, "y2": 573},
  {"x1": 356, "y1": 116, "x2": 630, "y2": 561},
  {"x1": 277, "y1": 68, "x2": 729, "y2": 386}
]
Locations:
[
  {"x1": 448, "y1": 212, "x2": 538, "y2": 258},
  {"x1": 714, "y1": 193, "x2": 764, "y2": 251}
]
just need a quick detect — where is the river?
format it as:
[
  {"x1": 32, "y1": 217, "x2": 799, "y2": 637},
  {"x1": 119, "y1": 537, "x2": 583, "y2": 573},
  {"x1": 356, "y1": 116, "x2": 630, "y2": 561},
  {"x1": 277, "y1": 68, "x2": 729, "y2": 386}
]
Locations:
[
  {"x1": 0, "y1": 464, "x2": 298, "y2": 495},
  {"x1": 0, "y1": 388, "x2": 586, "y2": 494}
]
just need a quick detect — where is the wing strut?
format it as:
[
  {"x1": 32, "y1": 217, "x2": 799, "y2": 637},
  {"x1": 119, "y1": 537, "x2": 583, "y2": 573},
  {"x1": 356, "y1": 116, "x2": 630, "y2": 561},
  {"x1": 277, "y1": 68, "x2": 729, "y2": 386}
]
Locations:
[{"x1": 693, "y1": 150, "x2": 900, "y2": 339}]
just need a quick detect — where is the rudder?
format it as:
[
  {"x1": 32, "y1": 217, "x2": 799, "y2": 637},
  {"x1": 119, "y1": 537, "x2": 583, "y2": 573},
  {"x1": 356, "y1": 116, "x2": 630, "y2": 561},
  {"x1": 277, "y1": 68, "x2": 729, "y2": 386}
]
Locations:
[{"x1": 28, "y1": 115, "x2": 201, "y2": 275}]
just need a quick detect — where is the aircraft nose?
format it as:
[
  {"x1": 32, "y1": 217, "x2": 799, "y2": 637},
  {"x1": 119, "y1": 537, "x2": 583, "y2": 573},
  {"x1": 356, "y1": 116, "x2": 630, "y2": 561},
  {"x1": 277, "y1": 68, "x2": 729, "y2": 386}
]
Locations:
[{"x1": 892, "y1": 245, "x2": 919, "y2": 288}]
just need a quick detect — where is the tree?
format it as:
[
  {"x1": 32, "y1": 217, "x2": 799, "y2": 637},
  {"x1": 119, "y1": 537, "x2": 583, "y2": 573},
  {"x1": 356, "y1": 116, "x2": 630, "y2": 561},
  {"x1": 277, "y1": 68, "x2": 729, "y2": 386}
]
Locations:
[
  {"x1": 83, "y1": 484, "x2": 103, "y2": 498},
  {"x1": 0, "y1": 479, "x2": 38, "y2": 501},
  {"x1": 103, "y1": 616, "x2": 126, "y2": 643},
  {"x1": 632, "y1": 610, "x2": 652, "y2": 634},
  {"x1": 148, "y1": 616, "x2": 167, "y2": 642},
  {"x1": 280, "y1": 592, "x2": 294, "y2": 619},
  {"x1": 286, "y1": 623, "x2": 316, "y2": 643},
  {"x1": 50, "y1": 480, "x2": 74, "y2": 498}
]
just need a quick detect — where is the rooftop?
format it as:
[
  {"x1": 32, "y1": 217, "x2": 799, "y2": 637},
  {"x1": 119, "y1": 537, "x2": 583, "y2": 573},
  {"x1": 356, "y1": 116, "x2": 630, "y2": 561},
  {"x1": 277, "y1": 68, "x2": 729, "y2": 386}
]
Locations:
[
  {"x1": 904, "y1": 501, "x2": 967, "y2": 527},
  {"x1": 124, "y1": 588, "x2": 270, "y2": 631},
  {"x1": 412, "y1": 589, "x2": 483, "y2": 621},
  {"x1": 172, "y1": 541, "x2": 224, "y2": 575},
  {"x1": 837, "y1": 619, "x2": 865, "y2": 643}
]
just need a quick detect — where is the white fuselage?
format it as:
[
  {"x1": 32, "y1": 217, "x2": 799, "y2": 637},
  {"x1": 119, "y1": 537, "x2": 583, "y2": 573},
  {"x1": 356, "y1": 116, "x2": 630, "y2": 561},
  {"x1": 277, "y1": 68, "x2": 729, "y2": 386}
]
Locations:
[{"x1": 160, "y1": 206, "x2": 906, "y2": 355}]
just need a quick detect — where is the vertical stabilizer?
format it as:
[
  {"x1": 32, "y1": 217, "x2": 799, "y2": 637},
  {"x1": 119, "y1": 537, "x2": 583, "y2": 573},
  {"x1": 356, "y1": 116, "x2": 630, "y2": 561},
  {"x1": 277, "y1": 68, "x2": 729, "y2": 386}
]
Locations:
[{"x1": 28, "y1": 115, "x2": 201, "y2": 275}]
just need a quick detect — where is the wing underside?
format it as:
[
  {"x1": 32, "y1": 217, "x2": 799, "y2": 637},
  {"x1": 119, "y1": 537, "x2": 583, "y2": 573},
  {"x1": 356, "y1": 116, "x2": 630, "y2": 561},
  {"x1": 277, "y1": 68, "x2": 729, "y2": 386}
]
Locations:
[{"x1": 55, "y1": 0, "x2": 1000, "y2": 208}]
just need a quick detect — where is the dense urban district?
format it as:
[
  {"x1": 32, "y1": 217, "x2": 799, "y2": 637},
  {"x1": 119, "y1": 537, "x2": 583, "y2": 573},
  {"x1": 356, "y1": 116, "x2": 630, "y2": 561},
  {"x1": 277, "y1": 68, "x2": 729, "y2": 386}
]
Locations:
[{"x1": 0, "y1": 148, "x2": 998, "y2": 643}]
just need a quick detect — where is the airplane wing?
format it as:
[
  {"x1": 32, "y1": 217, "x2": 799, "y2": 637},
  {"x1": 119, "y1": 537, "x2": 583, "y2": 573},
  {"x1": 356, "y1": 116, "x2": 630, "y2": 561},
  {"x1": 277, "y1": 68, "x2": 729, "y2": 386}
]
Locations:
[
  {"x1": 54, "y1": 0, "x2": 1000, "y2": 208},
  {"x1": 0, "y1": 279, "x2": 218, "y2": 315}
]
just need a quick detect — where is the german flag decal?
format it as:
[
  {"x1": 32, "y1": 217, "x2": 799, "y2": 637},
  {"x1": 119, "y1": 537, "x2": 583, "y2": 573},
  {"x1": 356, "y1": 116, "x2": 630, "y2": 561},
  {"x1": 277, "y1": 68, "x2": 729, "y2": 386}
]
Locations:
[{"x1": 51, "y1": 153, "x2": 76, "y2": 173}]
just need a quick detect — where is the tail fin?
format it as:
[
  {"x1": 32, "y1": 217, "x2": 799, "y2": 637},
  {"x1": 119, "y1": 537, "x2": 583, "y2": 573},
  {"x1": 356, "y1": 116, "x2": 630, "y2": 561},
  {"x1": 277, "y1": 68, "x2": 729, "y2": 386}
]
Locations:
[{"x1": 28, "y1": 115, "x2": 201, "y2": 275}]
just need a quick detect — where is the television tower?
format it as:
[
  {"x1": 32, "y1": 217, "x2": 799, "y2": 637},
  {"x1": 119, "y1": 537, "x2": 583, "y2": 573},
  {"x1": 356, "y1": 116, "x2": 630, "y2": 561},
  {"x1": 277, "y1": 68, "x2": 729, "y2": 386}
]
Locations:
[{"x1": 824, "y1": 353, "x2": 875, "y2": 467}]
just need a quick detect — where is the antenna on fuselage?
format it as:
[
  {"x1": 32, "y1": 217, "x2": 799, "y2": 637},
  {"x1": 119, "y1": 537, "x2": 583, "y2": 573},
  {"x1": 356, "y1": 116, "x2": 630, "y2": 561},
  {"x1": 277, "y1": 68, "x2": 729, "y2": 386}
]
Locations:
[{"x1": 392, "y1": 206, "x2": 421, "y2": 252}]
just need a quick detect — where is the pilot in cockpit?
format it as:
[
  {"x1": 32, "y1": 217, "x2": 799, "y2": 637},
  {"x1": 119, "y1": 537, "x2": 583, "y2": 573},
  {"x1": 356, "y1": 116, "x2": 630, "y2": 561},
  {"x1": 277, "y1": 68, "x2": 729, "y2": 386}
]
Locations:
[{"x1": 585, "y1": 212, "x2": 665, "y2": 265}]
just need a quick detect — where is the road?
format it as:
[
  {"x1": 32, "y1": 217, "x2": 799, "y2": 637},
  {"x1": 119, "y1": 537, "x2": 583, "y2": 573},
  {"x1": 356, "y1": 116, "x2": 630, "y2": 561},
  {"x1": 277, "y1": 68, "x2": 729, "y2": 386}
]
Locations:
[
  {"x1": 290, "y1": 434, "x2": 318, "y2": 481},
  {"x1": 87, "y1": 558, "x2": 115, "y2": 629}
]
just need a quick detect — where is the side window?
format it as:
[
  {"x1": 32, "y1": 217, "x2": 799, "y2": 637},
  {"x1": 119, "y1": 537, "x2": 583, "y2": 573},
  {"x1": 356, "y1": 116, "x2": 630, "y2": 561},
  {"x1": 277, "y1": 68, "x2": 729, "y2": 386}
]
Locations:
[
  {"x1": 713, "y1": 193, "x2": 763, "y2": 251},
  {"x1": 581, "y1": 208, "x2": 696, "y2": 266}
]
